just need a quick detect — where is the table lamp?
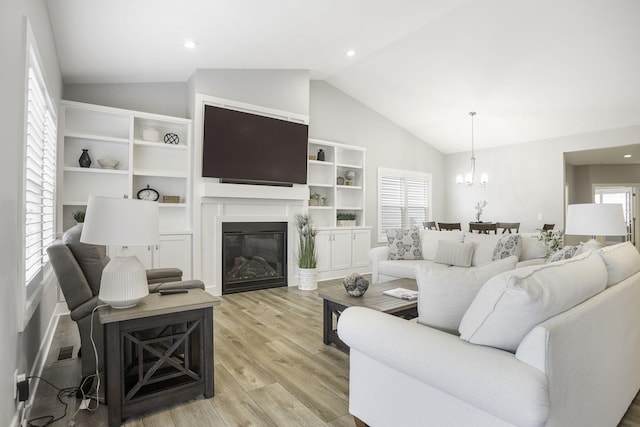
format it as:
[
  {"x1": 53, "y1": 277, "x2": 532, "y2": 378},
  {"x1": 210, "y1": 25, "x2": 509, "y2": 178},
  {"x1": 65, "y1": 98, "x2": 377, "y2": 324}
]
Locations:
[
  {"x1": 80, "y1": 196, "x2": 159, "y2": 308},
  {"x1": 565, "y1": 203, "x2": 627, "y2": 252}
]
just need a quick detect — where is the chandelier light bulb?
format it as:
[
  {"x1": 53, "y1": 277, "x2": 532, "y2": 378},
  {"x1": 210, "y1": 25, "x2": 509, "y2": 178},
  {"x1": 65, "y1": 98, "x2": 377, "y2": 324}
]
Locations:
[{"x1": 456, "y1": 111, "x2": 488, "y2": 187}]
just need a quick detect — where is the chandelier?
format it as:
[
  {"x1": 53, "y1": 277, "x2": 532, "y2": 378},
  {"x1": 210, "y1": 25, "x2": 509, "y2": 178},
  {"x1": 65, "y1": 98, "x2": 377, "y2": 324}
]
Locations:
[{"x1": 456, "y1": 112, "x2": 488, "y2": 186}]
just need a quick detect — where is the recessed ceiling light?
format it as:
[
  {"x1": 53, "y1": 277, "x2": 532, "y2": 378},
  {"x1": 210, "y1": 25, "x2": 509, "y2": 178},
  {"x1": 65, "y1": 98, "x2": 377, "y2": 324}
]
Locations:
[
  {"x1": 346, "y1": 49, "x2": 356, "y2": 57},
  {"x1": 184, "y1": 40, "x2": 199, "y2": 49},
  {"x1": 624, "y1": 154, "x2": 632, "y2": 158}
]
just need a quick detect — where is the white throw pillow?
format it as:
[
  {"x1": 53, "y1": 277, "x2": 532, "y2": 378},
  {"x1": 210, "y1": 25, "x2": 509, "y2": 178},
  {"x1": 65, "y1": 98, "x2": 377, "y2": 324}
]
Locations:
[
  {"x1": 416, "y1": 256, "x2": 518, "y2": 334},
  {"x1": 419, "y1": 230, "x2": 464, "y2": 261},
  {"x1": 519, "y1": 233, "x2": 547, "y2": 261},
  {"x1": 459, "y1": 251, "x2": 608, "y2": 352},
  {"x1": 434, "y1": 240, "x2": 475, "y2": 267},
  {"x1": 598, "y1": 242, "x2": 640, "y2": 287},
  {"x1": 463, "y1": 233, "x2": 501, "y2": 266}
]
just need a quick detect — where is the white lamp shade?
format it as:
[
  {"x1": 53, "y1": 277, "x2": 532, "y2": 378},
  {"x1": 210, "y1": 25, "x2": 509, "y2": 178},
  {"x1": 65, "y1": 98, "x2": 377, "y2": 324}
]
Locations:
[
  {"x1": 565, "y1": 203, "x2": 627, "y2": 236},
  {"x1": 81, "y1": 196, "x2": 159, "y2": 246}
]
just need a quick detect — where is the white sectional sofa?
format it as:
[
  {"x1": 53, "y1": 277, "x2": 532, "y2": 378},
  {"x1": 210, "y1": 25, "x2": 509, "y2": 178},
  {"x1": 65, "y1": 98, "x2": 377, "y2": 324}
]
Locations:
[
  {"x1": 338, "y1": 242, "x2": 640, "y2": 427},
  {"x1": 369, "y1": 229, "x2": 548, "y2": 283}
]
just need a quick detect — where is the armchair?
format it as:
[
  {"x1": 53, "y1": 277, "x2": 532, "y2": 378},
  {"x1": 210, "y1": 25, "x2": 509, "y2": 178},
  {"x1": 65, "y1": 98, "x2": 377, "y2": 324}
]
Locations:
[{"x1": 47, "y1": 224, "x2": 204, "y2": 389}]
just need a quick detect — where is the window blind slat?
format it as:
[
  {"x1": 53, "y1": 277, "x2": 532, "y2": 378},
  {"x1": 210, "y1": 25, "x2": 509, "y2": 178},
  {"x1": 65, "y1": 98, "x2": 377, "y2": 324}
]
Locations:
[{"x1": 24, "y1": 62, "x2": 56, "y2": 287}]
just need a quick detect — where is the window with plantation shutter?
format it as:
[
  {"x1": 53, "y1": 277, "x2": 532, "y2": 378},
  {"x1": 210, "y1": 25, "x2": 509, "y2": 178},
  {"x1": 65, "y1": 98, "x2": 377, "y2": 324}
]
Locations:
[
  {"x1": 378, "y1": 168, "x2": 431, "y2": 242},
  {"x1": 24, "y1": 48, "x2": 57, "y2": 289}
]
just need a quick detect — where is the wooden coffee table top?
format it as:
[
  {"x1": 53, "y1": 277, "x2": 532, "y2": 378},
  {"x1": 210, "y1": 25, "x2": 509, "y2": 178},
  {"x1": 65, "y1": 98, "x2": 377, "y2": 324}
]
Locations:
[{"x1": 318, "y1": 278, "x2": 418, "y2": 315}]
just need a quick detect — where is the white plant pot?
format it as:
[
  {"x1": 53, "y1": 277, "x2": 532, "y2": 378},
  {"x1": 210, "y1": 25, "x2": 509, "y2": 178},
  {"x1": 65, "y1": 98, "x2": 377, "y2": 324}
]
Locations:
[
  {"x1": 298, "y1": 267, "x2": 318, "y2": 290},
  {"x1": 337, "y1": 220, "x2": 357, "y2": 227}
]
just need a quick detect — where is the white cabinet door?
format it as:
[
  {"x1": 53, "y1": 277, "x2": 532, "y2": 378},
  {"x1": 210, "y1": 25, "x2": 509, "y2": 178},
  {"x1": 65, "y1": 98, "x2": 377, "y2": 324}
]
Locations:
[
  {"x1": 351, "y1": 229, "x2": 371, "y2": 268},
  {"x1": 315, "y1": 230, "x2": 332, "y2": 272},
  {"x1": 155, "y1": 234, "x2": 192, "y2": 279},
  {"x1": 331, "y1": 229, "x2": 352, "y2": 270}
]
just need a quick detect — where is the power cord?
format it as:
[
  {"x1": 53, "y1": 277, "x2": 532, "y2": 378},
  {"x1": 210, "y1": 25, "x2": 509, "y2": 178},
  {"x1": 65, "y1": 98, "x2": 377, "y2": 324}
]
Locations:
[
  {"x1": 25, "y1": 376, "x2": 77, "y2": 426},
  {"x1": 27, "y1": 303, "x2": 109, "y2": 426}
]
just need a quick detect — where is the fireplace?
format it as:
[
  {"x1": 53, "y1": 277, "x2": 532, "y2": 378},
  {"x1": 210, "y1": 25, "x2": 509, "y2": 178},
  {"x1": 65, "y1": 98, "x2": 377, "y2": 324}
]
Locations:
[{"x1": 221, "y1": 222, "x2": 287, "y2": 294}]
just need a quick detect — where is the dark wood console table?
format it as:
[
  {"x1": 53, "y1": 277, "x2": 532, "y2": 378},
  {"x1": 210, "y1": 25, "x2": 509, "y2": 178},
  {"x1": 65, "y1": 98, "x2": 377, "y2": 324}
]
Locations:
[{"x1": 99, "y1": 289, "x2": 220, "y2": 427}]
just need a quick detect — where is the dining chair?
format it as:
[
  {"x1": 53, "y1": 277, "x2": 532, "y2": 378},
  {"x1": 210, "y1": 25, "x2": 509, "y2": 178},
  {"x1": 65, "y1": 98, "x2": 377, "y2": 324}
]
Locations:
[
  {"x1": 423, "y1": 221, "x2": 438, "y2": 230},
  {"x1": 496, "y1": 222, "x2": 520, "y2": 234},
  {"x1": 469, "y1": 223, "x2": 498, "y2": 234},
  {"x1": 438, "y1": 222, "x2": 462, "y2": 231}
]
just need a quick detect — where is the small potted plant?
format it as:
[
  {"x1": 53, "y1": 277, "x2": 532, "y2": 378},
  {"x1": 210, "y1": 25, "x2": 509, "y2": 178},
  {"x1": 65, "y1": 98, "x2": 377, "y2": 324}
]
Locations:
[
  {"x1": 309, "y1": 192, "x2": 321, "y2": 206},
  {"x1": 295, "y1": 214, "x2": 318, "y2": 290},
  {"x1": 537, "y1": 229, "x2": 564, "y2": 258},
  {"x1": 337, "y1": 212, "x2": 357, "y2": 227},
  {"x1": 73, "y1": 210, "x2": 85, "y2": 224}
]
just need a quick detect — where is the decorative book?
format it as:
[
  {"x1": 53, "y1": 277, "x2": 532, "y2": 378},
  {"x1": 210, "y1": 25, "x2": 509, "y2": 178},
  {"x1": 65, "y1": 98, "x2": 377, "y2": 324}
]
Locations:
[{"x1": 382, "y1": 288, "x2": 418, "y2": 300}]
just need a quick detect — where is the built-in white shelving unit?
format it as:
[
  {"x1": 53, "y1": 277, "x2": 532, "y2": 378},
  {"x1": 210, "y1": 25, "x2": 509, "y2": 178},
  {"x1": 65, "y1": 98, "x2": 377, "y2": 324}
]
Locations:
[
  {"x1": 307, "y1": 138, "x2": 370, "y2": 279},
  {"x1": 57, "y1": 100, "x2": 194, "y2": 277}
]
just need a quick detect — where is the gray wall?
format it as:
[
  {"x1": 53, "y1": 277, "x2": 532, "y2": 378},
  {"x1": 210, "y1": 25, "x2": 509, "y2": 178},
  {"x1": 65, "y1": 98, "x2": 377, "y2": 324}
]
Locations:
[
  {"x1": 190, "y1": 69, "x2": 310, "y2": 115},
  {"x1": 1, "y1": 0, "x2": 62, "y2": 425},
  {"x1": 444, "y1": 125, "x2": 640, "y2": 233},
  {"x1": 309, "y1": 80, "x2": 446, "y2": 245},
  {"x1": 64, "y1": 82, "x2": 189, "y2": 118}
]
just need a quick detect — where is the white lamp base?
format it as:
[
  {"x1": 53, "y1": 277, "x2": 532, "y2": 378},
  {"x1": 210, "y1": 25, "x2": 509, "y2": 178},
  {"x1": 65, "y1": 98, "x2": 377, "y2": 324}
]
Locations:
[{"x1": 98, "y1": 250, "x2": 149, "y2": 309}]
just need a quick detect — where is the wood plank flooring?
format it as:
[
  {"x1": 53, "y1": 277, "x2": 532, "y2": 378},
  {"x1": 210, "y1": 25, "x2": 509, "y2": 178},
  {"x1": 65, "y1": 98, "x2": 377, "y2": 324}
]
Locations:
[{"x1": 28, "y1": 278, "x2": 640, "y2": 426}]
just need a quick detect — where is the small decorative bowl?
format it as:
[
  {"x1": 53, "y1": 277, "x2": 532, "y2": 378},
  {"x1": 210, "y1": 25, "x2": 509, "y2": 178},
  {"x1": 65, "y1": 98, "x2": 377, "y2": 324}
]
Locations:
[
  {"x1": 343, "y1": 273, "x2": 369, "y2": 297},
  {"x1": 97, "y1": 158, "x2": 119, "y2": 169}
]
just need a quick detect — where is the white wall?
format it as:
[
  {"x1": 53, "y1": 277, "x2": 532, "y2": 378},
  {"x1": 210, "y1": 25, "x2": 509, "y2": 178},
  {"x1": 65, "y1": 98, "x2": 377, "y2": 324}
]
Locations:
[
  {"x1": 444, "y1": 125, "x2": 640, "y2": 233},
  {"x1": 309, "y1": 80, "x2": 445, "y2": 245},
  {"x1": 0, "y1": 1, "x2": 62, "y2": 425}
]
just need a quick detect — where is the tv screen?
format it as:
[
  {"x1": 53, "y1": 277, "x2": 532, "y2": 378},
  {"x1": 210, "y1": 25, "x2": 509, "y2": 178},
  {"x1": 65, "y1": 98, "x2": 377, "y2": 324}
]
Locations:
[{"x1": 202, "y1": 105, "x2": 308, "y2": 185}]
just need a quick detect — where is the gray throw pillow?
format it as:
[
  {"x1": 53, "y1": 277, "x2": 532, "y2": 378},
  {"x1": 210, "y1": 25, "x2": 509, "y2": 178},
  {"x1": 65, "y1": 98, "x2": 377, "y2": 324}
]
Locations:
[
  {"x1": 493, "y1": 234, "x2": 522, "y2": 261},
  {"x1": 387, "y1": 227, "x2": 423, "y2": 260},
  {"x1": 547, "y1": 245, "x2": 580, "y2": 263},
  {"x1": 62, "y1": 224, "x2": 110, "y2": 296}
]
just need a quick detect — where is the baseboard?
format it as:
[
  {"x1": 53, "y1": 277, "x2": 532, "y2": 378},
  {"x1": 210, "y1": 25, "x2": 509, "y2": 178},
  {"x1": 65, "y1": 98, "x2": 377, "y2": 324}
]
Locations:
[{"x1": 13, "y1": 306, "x2": 64, "y2": 427}]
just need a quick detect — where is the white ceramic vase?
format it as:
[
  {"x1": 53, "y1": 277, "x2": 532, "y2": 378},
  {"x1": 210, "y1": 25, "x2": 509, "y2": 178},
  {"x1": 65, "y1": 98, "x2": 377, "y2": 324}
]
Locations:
[{"x1": 298, "y1": 267, "x2": 318, "y2": 291}]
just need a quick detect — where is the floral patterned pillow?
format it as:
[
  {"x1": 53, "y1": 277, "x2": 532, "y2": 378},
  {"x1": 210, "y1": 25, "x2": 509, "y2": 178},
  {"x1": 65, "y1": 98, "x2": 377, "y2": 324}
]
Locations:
[
  {"x1": 492, "y1": 234, "x2": 523, "y2": 261},
  {"x1": 547, "y1": 245, "x2": 580, "y2": 263},
  {"x1": 387, "y1": 227, "x2": 423, "y2": 260}
]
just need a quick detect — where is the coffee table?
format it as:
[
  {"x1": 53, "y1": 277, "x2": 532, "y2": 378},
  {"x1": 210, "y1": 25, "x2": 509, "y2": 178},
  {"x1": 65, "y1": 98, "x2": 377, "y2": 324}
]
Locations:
[{"x1": 318, "y1": 278, "x2": 418, "y2": 353}]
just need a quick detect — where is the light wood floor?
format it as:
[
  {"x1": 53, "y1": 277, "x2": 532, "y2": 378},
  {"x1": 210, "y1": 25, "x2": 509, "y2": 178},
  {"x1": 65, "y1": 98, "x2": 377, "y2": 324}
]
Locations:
[{"x1": 29, "y1": 278, "x2": 640, "y2": 426}]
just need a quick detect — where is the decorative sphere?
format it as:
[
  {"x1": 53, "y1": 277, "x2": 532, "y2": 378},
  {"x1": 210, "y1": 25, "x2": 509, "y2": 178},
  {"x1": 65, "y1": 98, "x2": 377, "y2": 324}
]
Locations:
[
  {"x1": 345, "y1": 170, "x2": 355, "y2": 181},
  {"x1": 343, "y1": 273, "x2": 369, "y2": 297}
]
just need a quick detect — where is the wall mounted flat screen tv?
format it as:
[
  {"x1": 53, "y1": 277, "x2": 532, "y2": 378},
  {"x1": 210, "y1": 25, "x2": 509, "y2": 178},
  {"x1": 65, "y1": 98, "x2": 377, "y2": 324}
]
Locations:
[{"x1": 202, "y1": 105, "x2": 308, "y2": 186}]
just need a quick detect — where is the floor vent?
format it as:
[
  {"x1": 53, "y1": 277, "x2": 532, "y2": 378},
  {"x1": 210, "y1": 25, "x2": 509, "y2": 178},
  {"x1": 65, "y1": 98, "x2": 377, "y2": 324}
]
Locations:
[{"x1": 58, "y1": 346, "x2": 74, "y2": 361}]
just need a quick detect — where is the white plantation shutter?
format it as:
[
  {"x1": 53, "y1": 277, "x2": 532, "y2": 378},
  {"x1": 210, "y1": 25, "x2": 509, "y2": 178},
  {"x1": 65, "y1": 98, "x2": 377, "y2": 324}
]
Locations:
[
  {"x1": 378, "y1": 168, "x2": 431, "y2": 241},
  {"x1": 25, "y1": 61, "x2": 57, "y2": 286}
]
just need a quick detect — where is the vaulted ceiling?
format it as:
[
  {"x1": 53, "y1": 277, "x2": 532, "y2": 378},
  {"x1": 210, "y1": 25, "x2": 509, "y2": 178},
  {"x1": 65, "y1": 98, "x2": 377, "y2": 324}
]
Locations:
[{"x1": 47, "y1": 0, "x2": 640, "y2": 153}]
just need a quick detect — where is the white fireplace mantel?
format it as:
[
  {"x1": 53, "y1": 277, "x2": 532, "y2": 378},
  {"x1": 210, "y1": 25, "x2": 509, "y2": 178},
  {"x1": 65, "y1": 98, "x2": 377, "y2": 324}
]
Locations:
[{"x1": 200, "y1": 182, "x2": 309, "y2": 201}]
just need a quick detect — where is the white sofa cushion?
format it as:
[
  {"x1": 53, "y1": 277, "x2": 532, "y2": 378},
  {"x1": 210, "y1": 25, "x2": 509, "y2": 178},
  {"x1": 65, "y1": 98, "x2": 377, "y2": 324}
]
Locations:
[
  {"x1": 519, "y1": 233, "x2": 548, "y2": 261},
  {"x1": 419, "y1": 230, "x2": 464, "y2": 261},
  {"x1": 378, "y1": 259, "x2": 446, "y2": 280},
  {"x1": 434, "y1": 240, "x2": 475, "y2": 267},
  {"x1": 416, "y1": 256, "x2": 518, "y2": 334},
  {"x1": 463, "y1": 233, "x2": 501, "y2": 266},
  {"x1": 459, "y1": 251, "x2": 608, "y2": 352},
  {"x1": 387, "y1": 227, "x2": 422, "y2": 260},
  {"x1": 598, "y1": 242, "x2": 640, "y2": 287}
]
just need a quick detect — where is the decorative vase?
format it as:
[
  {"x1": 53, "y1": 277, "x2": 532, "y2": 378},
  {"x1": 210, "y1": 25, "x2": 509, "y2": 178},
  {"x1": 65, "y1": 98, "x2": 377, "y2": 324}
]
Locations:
[
  {"x1": 317, "y1": 149, "x2": 325, "y2": 161},
  {"x1": 79, "y1": 149, "x2": 91, "y2": 168},
  {"x1": 298, "y1": 268, "x2": 318, "y2": 290},
  {"x1": 343, "y1": 273, "x2": 369, "y2": 297}
]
